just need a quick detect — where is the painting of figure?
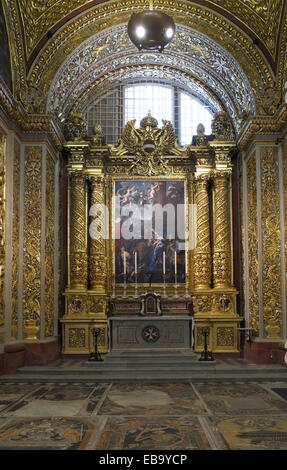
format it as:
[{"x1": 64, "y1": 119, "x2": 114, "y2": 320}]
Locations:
[{"x1": 114, "y1": 180, "x2": 186, "y2": 284}]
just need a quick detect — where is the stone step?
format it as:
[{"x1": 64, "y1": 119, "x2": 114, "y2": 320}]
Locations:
[
  {"x1": 93, "y1": 359, "x2": 215, "y2": 367},
  {"x1": 104, "y1": 356, "x2": 200, "y2": 363},
  {"x1": 4, "y1": 372, "x2": 287, "y2": 383},
  {"x1": 16, "y1": 364, "x2": 216, "y2": 375}
]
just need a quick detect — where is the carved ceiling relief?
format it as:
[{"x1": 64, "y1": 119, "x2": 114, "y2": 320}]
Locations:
[
  {"x1": 14, "y1": 0, "x2": 284, "y2": 60},
  {"x1": 2, "y1": 0, "x2": 286, "y2": 134},
  {"x1": 46, "y1": 25, "x2": 255, "y2": 121},
  {"x1": 15, "y1": 1, "x2": 273, "y2": 117},
  {"x1": 42, "y1": 24, "x2": 256, "y2": 136}
]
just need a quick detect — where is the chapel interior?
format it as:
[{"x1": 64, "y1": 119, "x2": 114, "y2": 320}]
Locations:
[{"x1": 0, "y1": 0, "x2": 287, "y2": 451}]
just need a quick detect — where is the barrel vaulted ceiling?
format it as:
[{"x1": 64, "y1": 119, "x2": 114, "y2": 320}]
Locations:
[{"x1": 2, "y1": 0, "x2": 287, "y2": 133}]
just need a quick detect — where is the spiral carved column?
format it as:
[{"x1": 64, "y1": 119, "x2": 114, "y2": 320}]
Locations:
[
  {"x1": 213, "y1": 172, "x2": 231, "y2": 288},
  {"x1": 89, "y1": 175, "x2": 107, "y2": 291},
  {"x1": 194, "y1": 174, "x2": 211, "y2": 289},
  {"x1": 70, "y1": 172, "x2": 88, "y2": 289}
]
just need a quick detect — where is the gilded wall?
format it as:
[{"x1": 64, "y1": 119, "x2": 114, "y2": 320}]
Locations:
[
  {"x1": 11, "y1": 139, "x2": 20, "y2": 339},
  {"x1": 0, "y1": 119, "x2": 60, "y2": 346},
  {"x1": 247, "y1": 153, "x2": 259, "y2": 336},
  {"x1": 244, "y1": 142, "x2": 286, "y2": 343}
]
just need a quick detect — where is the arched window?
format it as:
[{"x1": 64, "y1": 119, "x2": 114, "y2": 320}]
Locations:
[{"x1": 85, "y1": 81, "x2": 215, "y2": 145}]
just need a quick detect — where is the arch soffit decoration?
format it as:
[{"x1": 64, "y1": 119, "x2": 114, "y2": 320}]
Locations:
[
  {"x1": 46, "y1": 23, "x2": 255, "y2": 133},
  {"x1": 2, "y1": 0, "x2": 286, "y2": 129}
]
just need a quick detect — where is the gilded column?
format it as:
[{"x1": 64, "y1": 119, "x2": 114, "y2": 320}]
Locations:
[
  {"x1": 193, "y1": 174, "x2": 211, "y2": 289},
  {"x1": 70, "y1": 172, "x2": 87, "y2": 290},
  {"x1": 0, "y1": 133, "x2": 6, "y2": 329},
  {"x1": 213, "y1": 171, "x2": 231, "y2": 288},
  {"x1": 89, "y1": 175, "x2": 107, "y2": 291}
]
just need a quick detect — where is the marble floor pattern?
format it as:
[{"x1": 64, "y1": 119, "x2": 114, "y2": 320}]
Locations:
[{"x1": 0, "y1": 380, "x2": 287, "y2": 449}]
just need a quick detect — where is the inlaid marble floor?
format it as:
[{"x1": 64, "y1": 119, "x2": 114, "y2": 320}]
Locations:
[{"x1": 0, "y1": 380, "x2": 287, "y2": 449}]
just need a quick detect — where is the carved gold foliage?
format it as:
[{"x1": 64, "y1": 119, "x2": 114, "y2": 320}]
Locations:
[
  {"x1": 284, "y1": 143, "x2": 287, "y2": 323},
  {"x1": 0, "y1": 132, "x2": 6, "y2": 328},
  {"x1": 211, "y1": 112, "x2": 234, "y2": 141},
  {"x1": 89, "y1": 175, "x2": 107, "y2": 289},
  {"x1": 23, "y1": 147, "x2": 42, "y2": 330},
  {"x1": 45, "y1": 153, "x2": 55, "y2": 337},
  {"x1": 261, "y1": 147, "x2": 282, "y2": 339},
  {"x1": 68, "y1": 296, "x2": 86, "y2": 315},
  {"x1": 193, "y1": 295, "x2": 213, "y2": 314},
  {"x1": 217, "y1": 327, "x2": 234, "y2": 347},
  {"x1": 194, "y1": 174, "x2": 211, "y2": 289},
  {"x1": 11, "y1": 139, "x2": 20, "y2": 338},
  {"x1": 70, "y1": 172, "x2": 87, "y2": 288},
  {"x1": 247, "y1": 154, "x2": 259, "y2": 336},
  {"x1": 213, "y1": 172, "x2": 231, "y2": 288},
  {"x1": 68, "y1": 328, "x2": 86, "y2": 348}
]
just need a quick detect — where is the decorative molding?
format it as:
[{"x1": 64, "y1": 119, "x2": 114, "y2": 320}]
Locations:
[
  {"x1": 23, "y1": 146, "x2": 42, "y2": 339},
  {"x1": 0, "y1": 131, "x2": 6, "y2": 328},
  {"x1": 0, "y1": 79, "x2": 64, "y2": 150},
  {"x1": 247, "y1": 153, "x2": 259, "y2": 336},
  {"x1": 11, "y1": 138, "x2": 20, "y2": 339},
  {"x1": 45, "y1": 152, "x2": 55, "y2": 337},
  {"x1": 261, "y1": 147, "x2": 283, "y2": 339}
]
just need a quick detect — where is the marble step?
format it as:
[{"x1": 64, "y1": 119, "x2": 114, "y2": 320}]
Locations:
[
  {"x1": 16, "y1": 364, "x2": 287, "y2": 377},
  {"x1": 94, "y1": 359, "x2": 215, "y2": 367},
  {"x1": 16, "y1": 364, "x2": 216, "y2": 375},
  {"x1": 5, "y1": 372, "x2": 287, "y2": 383}
]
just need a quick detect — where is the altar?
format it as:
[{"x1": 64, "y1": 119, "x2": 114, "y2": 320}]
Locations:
[
  {"x1": 60, "y1": 112, "x2": 242, "y2": 357},
  {"x1": 108, "y1": 316, "x2": 194, "y2": 351}
]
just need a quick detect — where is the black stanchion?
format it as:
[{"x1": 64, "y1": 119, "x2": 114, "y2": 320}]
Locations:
[
  {"x1": 88, "y1": 328, "x2": 104, "y2": 362},
  {"x1": 199, "y1": 327, "x2": 214, "y2": 361}
]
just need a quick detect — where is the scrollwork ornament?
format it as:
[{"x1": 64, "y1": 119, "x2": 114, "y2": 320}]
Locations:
[
  {"x1": 257, "y1": 85, "x2": 281, "y2": 116},
  {"x1": 64, "y1": 112, "x2": 87, "y2": 142},
  {"x1": 261, "y1": 148, "x2": 282, "y2": 338},
  {"x1": 45, "y1": 154, "x2": 55, "y2": 337},
  {"x1": 23, "y1": 147, "x2": 42, "y2": 332},
  {"x1": 11, "y1": 140, "x2": 20, "y2": 338},
  {"x1": 0, "y1": 133, "x2": 6, "y2": 328},
  {"x1": 194, "y1": 174, "x2": 211, "y2": 289},
  {"x1": 217, "y1": 327, "x2": 234, "y2": 347},
  {"x1": 68, "y1": 328, "x2": 86, "y2": 348},
  {"x1": 70, "y1": 172, "x2": 87, "y2": 289},
  {"x1": 211, "y1": 112, "x2": 234, "y2": 141},
  {"x1": 247, "y1": 155, "x2": 259, "y2": 336},
  {"x1": 213, "y1": 172, "x2": 231, "y2": 288}
]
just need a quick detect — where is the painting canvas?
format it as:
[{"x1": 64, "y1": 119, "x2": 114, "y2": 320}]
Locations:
[{"x1": 114, "y1": 180, "x2": 186, "y2": 284}]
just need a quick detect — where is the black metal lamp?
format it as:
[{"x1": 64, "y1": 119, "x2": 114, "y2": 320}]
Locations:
[{"x1": 127, "y1": 4, "x2": 175, "y2": 52}]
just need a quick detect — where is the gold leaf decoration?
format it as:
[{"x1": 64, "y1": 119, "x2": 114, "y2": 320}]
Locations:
[
  {"x1": 23, "y1": 147, "x2": 42, "y2": 332},
  {"x1": 45, "y1": 153, "x2": 55, "y2": 337},
  {"x1": 261, "y1": 147, "x2": 282, "y2": 339}
]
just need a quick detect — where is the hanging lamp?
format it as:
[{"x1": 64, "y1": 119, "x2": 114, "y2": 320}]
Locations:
[{"x1": 127, "y1": 0, "x2": 175, "y2": 52}]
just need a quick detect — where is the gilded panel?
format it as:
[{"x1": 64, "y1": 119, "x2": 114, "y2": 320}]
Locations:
[
  {"x1": 23, "y1": 146, "x2": 42, "y2": 334},
  {"x1": 45, "y1": 152, "x2": 55, "y2": 337},
  {"x1": 261, "y1": 147, "x2": 282, "y2": 339},
  {"x1": 284, "y1": 142, "x2": 287, "y2": 331},
  {"x1": 68, "y1": 327, "x2": 86, "y2": 349},
  {"x1": 0, "y1": 132, "x2": 6, "y2": 328},
  {"x1": 11, "y1": 139, "x2": 20, "y2": 339},
  {"x1": 216, "y1": 327, "x2": 234, "y2": 347},
  {"x1": 247, "y1": 154, "x2": 259, "y2": 336}
]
